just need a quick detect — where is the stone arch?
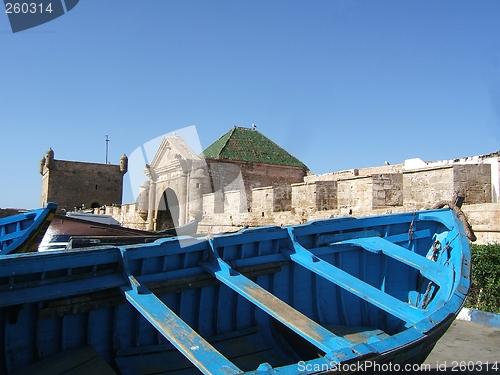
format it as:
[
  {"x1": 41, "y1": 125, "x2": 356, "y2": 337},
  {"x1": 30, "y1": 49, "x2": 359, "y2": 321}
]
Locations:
[
  {"x1": 90, "y1": 202, "x2": 100, "y2": 209},
  {"x1": 156, "y1": 188, "x2": 179, "y2": 230}
]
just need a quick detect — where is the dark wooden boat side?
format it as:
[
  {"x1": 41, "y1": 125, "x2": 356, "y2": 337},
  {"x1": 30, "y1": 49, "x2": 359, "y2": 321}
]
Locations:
[{"x1": 40, "y1": 216, "x2": 198, "y2": 250}]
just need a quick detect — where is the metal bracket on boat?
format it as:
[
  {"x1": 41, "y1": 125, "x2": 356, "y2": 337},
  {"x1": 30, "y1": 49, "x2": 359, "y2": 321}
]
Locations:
[{"x1": 119, "y1": 248, "x2": 148, "y2": 294}]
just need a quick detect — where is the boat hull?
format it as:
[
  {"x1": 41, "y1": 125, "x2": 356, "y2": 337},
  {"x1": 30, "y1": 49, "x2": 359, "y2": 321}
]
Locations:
[
  {"x1": 0, "y1": 208, "x2": 471, "y2": 374},
  {"x1": 0, "y1": 202, "x2": 57, "y2": 255},
  {"x1": 39, "y1": 215, "x2": 198, "y2": 251}
]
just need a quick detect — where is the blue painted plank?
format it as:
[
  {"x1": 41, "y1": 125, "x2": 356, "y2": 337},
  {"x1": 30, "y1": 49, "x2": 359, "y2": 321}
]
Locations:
[
  {"x1": 286, "y1": 251, "x2": 427, "y2": 324},
  {"x1": 285, "y1": 231, "x2": 428, "y2": 325},
  {"x1": 222, "y1": 253, "x2": 287, "y2": 268},
  {"x1": 132, "y1": 253, "x2": 290, "y2": 286},
  {"x1": 384, "y1": 228, "x2": 431, "y2": 243},
  {"x1": 314, "y1": 230, "x2": 381, "y2": 246},
  {"x1": 120, "y1": 237, "x2": 207, "y2": 259},
  {"x1": 0, "y1": 229, "x2": 29, "y2": 242},
  {"x1": 0, "y1": 248, "x2": 122, "y2": 275},
  {"x1": 211, "y1": 227, "x2": 287, "y2": 248},
  {"x1": 291, "y1": 214, "x2": 415, "y2": 237},
  {"x1": 458, "y1": 307, "x2": 500, "y2": 328},
  {"x1": 334, "y1": 237, "x2": 448, "y2": 286},
  {"x1": 0, "y1": 202, "x2": 57, "y2": 255},
  {"x1": 418, "y1": 213, "x2": 453, "y2": 231},
  {"x1": 0, "y1": 212, "x2": 35, "y2": 226},
  {"x1": 0, "y1": 273, "x2": 126, "y2": 306},
  {"x1": 121, "y1": 285, "x2": 243, "y2": 375},
  {"x1": 134, "y1": 266, "x2": 206, "y2": 285},
  {"x1": 201, "y1": 258, "x2": 360, "y2": 355}
]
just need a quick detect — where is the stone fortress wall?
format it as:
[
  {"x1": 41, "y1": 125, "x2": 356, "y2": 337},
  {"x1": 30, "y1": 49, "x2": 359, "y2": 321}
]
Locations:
[
  {"x1": 31, "y1": 128, "x2": 500, "y2": 245},
  {"x1": 102, "y1": 150, "x2": 500, "y2": 245}
]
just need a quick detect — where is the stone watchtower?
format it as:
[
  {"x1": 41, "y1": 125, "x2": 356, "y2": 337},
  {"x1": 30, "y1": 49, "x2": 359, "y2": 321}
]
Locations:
[{"x1": 40, "y1": 148, "x2": 128, "y2": 211}]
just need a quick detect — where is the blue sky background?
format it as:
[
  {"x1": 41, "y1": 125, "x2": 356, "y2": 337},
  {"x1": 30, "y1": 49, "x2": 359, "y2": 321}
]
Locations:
[{"x1": 1, "y1": 0, "x2": 499, "y2": 209}]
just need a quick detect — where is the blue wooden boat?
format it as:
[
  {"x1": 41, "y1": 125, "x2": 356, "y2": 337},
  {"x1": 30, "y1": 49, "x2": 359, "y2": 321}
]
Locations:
[
  {"x1": 0, "y1": 207, "x2": 471, "y2": 374},
  {"x1": 0, "y1": 202, "x2": 58, "y2": 255}
]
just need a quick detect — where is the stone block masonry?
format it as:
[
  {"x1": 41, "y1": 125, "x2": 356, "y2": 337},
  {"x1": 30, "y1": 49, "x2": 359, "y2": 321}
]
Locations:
[
  {"x1": 205, "y1": 159, "x2": 306, "y2": 211},
  {"x1": 372, "y1": 174, "x2": 403, "y2": 208},
  {"x1": 291, "y1": 181, "x2": 337, "y2": 215},
  {"x1": 40, "y1": 148, "x2": 127, "y2": 212},
  {"x1": 196, "y1": 158, "x2": 497, "y2": 244},
  {"x1": 403, "y1": 164, "x2": 491, "y2": 209}
]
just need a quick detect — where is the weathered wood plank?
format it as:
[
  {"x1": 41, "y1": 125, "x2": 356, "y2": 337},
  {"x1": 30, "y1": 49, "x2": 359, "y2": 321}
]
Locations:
[
  {"x1": 121, "y1": 284, "x2": 242, "y2": 375},
  {"x1": 202, "y1": 258, "x2": 356, "y2": 354}
]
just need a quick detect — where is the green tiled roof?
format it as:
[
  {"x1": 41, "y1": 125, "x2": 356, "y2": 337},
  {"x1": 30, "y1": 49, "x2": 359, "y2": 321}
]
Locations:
[{"x1": 202, "y1": 126, "x2": 308, "y2": 169}]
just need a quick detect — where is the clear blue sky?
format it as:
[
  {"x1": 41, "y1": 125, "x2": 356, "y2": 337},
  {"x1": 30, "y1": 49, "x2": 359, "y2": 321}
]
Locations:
[{"x1": 1, "y1": 1, "x2": 499, "y2": 209}]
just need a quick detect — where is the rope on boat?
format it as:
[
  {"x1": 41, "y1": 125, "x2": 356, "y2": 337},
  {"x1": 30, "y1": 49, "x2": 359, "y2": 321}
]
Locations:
[
  {"x1": 419, "y1": 201, "x2": 474, "y2": 309},
  {"x1": 408, "y1": 210, "x2": 416, "y2": 241},
  {"x1": 431, "y1": 200, "x2": 477, "y2": 242}
]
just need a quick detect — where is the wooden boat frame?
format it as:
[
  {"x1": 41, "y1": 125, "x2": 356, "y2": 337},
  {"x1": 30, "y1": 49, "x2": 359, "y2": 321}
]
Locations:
[{"x1": 0, "y1": 202, "x2": 57, "y2": 255}]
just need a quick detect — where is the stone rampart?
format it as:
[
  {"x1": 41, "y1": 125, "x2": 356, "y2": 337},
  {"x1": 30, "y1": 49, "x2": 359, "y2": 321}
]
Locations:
[
  {"x1": 197, "y1": 159, "x2": 498, "y2": 243},
  {"x1": 97, "y1": 203, "x2": 148, "y2": 231},
  {"x1": 102, "y1": 154, "x2": 500, "y2": 245}
]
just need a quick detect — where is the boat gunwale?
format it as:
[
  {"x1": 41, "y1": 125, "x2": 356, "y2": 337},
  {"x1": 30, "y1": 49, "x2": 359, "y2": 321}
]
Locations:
[{"x1": 0, "y1": 202, "x2": 58, "y2": 255}]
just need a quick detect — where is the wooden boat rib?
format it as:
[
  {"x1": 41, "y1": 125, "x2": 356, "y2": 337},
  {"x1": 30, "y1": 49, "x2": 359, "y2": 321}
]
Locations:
[
  {"x1": 0, "y1": 207, "x2": 471, "y2": 374},
  {"x1": 0, "y1": 202, "x2": 57, "y2": 255}
]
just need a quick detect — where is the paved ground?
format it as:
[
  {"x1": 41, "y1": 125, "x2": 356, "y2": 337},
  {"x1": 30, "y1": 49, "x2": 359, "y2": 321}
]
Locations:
[{"x1": 422, "y1": 320, "x2": 500, "y2": 373}]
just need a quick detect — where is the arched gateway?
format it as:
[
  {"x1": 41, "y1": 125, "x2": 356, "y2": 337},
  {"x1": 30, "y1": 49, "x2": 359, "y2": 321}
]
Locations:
[
  {"x1": 156, "y1": 188, "x2": 179, "y2": 230},
  {"x1": 142, "y1": 136, "x2": 209, "y2": 231}
]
